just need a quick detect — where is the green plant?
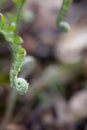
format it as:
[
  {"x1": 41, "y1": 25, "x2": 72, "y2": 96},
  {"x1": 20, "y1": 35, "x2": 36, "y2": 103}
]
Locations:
[
  {"x1": 0, "y1": 1, "x2": 31, "y2": 129},
  {"x1": 0, "y1": 0, "x2": 29, "y2": 94},
  {"x1": 57, "y1": 0, "x2": 72, "y2": 32}
]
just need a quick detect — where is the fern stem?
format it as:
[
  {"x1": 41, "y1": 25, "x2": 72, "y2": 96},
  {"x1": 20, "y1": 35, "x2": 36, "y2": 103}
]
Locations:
[{"x1": 1, "y1": 0, "x2": 26, "y2": 129}]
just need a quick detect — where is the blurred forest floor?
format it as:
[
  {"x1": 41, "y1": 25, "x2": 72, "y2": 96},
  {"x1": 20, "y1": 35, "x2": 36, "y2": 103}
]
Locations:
[{"x1": 0, "y1": 0, "x2": 87, "y2": 130}]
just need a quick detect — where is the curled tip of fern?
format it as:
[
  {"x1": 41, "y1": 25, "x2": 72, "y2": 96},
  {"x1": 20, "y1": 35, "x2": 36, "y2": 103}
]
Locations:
[
  {"x1": 15, "y1": 78, "x2": 29, "y2": 94},
  {"x1": 59, "y1": 21, "x2": 71, "y2": 32}
]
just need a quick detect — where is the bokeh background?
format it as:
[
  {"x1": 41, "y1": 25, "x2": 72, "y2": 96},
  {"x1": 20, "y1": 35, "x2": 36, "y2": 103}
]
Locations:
[{"x1": 0, "y1": 0, "x2": 87, "y2": 130}]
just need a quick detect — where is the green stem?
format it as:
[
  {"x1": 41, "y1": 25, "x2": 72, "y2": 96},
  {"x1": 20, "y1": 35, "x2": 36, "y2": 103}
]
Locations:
[
  {"x1": 15, "y1": 0, "x2": 25, "y2": 35},
  {"x1": 1, "y1": 89, "x2": 17, "y2": 130},
  {"x1": 1, "y1": 0, "x2": 25, "y2": 129},
  {"x1": 57, "y1": 0, "x2": 72, "y2": 24}
]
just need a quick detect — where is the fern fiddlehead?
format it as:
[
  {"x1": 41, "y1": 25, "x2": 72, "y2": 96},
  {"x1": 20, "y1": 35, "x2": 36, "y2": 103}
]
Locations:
[
  {"x1": 10, "y1": 39, "x2": 29, "y2": 94},
  {"x1": 57, "y1": 0, "x2": 72, "y2": 32},
  {"x1": 0, "y1": 12, "x2": 29, "y2": 94}
]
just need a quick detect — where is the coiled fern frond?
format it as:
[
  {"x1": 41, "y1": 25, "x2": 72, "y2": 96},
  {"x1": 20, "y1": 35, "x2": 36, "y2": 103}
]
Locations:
[
  {"x1": 0, "y1": 13, "x2": 29, "y2": 94},
  {"x1": 57, "y1": 0, "x2": 72, "y2": 32}
]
